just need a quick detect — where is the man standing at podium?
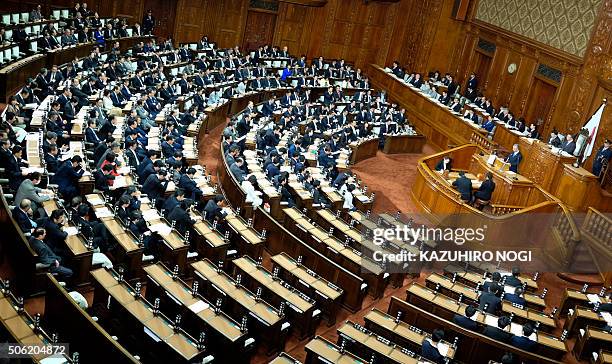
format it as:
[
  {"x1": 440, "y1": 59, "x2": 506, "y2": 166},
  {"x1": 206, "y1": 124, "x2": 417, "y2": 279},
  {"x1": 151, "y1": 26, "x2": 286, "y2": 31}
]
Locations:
[
  {"x1": 504, "y1": 144, "x2": 522, "y2": 173},
  {"x1": 592, "y1": 139, "x2": 611, "y2": 177}
]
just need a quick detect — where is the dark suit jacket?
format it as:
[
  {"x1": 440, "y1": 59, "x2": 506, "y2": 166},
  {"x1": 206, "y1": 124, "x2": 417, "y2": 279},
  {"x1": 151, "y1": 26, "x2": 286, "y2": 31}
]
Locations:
[
  {"x1": 478, "y1": 292, "x2": 501, "y2": 313},
  {"x1": 12, "y1": 207, "x2": 33, "y2": 232},
  {"x1": 142, "y1": 174, "x2": 167, "y2": 201},
  {"x1": 453, "y1": 314, "x2": 479, "y2": 331},
  {"x1": 561, "y1": 141, "x2": 576, "y2": 155},
  {"x1": 435, "y1": 159, "x2": 452, "y2": 171},
  {"x1": 41, "y1": 218, "x2": 68, "y2": 253},
  {"x1": 474, "y1": 179, "x2": 495, "y2": 201},
  {"x1": 510, "y1": 335, "x2": 536, "y2": 351},
  {"x1": 452, "y1": 176, "x2": 472, "y2": 201},
  {"x1": 505, "y1": 152, "x2": 522, "y2": 173},
  {"x1": 482, "y1": 326, "x2": 513, "y2": 343},
  {"x1": 178, "y1": 174, "x2": 201, "y2": 200},
  {"x1": 29, "y1": 237, "x2": 61, "y2": 265},
  {"x1": 203, "y1": 200, "x2": 226, "y2": 222},
  {"x1": 167, "y1": 206, "x2": 194, "y2": 234},
  {"x1": 504, "y1": 275, "x2": 522, "y2": 287},
  {"x1": 504, "y1": 293, "x2": 526, "y2": 307},
  {"x1": 52, "y1": 161, "x2": 84, "y2": 192},
  {"x1": 421, "y1": 340, "x2": 444, "y2": 364}
]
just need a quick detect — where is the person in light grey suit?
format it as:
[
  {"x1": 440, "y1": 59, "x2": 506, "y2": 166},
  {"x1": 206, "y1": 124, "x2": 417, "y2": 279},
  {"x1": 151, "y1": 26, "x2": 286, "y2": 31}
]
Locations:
[{"x1": 14, "y1": 172, "x2": 51, "y2": 214}]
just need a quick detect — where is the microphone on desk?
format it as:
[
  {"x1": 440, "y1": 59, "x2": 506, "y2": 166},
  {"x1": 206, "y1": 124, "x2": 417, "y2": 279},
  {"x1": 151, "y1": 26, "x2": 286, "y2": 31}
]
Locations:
[
  {"x1": 240, "y1": 316, "x2": 248, "y2": 333},
  {"x1": 191, "y1": 281, "x2": 199, "y2": 297},
  {"x1": 172, "y1": 265, "x2": 179, "y2": 280},
  {"x1": 153, "y1": 298, "x2": 160, "y2": 316},
  {"x1": 134, "y1": 282, "x2": 142, "y2": 299}
]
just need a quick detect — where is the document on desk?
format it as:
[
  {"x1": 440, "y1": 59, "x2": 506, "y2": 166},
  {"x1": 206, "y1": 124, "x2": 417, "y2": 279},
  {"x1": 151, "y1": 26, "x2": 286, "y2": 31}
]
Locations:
[
  {"x1": 601, "y1": 312, "x2": 612, "y2": 326},
  {"x1": 63, "y1": 226, "x2": 79, "y2": 236},
  {"x1": 142, "y1": 209, "x2": 161, "y2": 222},
  {"x1": 112, "y1": 175, "x2": 127, "y2": 189},
  {"x1": 148, "y1": 223, "x2": 172, "y2": 236},
  {"x1": 484, "y1": 314, "x2": 498, "y2": 327},
  {"x1": 94, "y1": 207, "x2": 113, "y2": 218},
  {"x1": 586, "y1": 294, "x2": 602, "y2": 303},
  {"x1": 188, "y1": 300, "x2": 210, "y2": 314}
]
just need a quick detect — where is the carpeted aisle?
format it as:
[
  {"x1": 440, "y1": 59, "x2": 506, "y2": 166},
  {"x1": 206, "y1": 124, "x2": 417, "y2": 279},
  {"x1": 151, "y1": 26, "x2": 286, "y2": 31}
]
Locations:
[{"x1": 350, "y1": 145, "x2": 436, "y2": 214}]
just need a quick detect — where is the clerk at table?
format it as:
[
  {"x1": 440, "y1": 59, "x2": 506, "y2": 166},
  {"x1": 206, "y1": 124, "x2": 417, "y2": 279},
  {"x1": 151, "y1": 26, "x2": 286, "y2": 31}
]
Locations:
[{"x1": 452, "y1": 171, "x2": 472, "y2": 202}]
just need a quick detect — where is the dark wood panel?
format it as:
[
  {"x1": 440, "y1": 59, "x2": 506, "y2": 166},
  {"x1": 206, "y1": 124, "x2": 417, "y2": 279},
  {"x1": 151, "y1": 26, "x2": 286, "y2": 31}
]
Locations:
[{"x1": 242, "y1": 10, "x2": 276, "y2": 51}]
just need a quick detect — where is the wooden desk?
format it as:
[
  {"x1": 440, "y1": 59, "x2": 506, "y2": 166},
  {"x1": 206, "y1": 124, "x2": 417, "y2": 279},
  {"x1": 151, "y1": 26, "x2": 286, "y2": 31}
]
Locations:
[
  {"x1": 282, "y1": 208, "x2": 387, "y2": 299},
  {"x1": 204, "y1": 101, "x2": 230, "y2": 132},
  {"x1": 90, "y1": 268, "x2": 206, "y2": 363},
  {"x1": 271, "y1": 252, "x2": 343, "y2": 326},
  {"x1": 44, "y1": 273, "x2": 140, "y2": 363},
  {"x1": 349, "y1": 138, "x2": 379, "y2": 164},
  {"x1": 0, "y1": 54, "x2": 46, "y2": 102},
  {"x1": 338, "y1": 321, "x2": 432, "y2": 364},
  {"x1": 405, "y1": 283, "x2": 567, "y2": 360},
  {"x1": 555, "y1": 164, "x2": 601, "y2": 212},
  {"x1": 232, "y1": 255, "x2": 319, "y2": 339},
  {"x1": 388, "y1": 296, "x2": 564, "y2": 364},
  {"x1": 191, "y1": 259, "x2": 288, "y2": 354},
  {"x1": 559, "y1": 289, "x2": 610, "y2": 317},
  {"x1": 368, "y1": 64, "x2": 487, "y2": 151},
  {"x1": 142, "y1": 263, "x2": 252, "y2": 362},
  {"x1": 364, "y1": 308, "x2": 456, "y2": 359},
  {"x1": 0, "y1": 293, "x2": 73, "y2": 362},
  {"x1": 304, "y1": 336, "x2": 368, "y2": 364},
  {"x1": 86, "y1": 194, "x2": 144, "y2": 279},
  {"x1": 270, "y1": 352, "x2": 302, "y2": 364},
  {"x1": 563, "y1": 306, "x2": 607, "y2": 334},
  {"x1": 225, "y1": 213, "x2": 265, "y2": 258},
  {"x1": 518, "y1": 139, "x2": 576, "y2": 193},
  {"x1": 573, "y1": 327, "x2": 612, "y2": 360},
  {"x1": 229, "y1": 91, "x2": 262, "y2": 115},
  {"x1": 383, "y1": 134, "x2": 427, "y2": 154}
]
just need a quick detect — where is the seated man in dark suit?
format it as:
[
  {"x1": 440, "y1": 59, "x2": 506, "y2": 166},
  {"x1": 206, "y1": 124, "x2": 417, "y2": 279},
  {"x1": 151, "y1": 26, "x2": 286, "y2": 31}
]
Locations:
[
  {"x1": 504, "y1": 286, "x2": 527, "y2": 307},
  {"x1": 12, "y1": 199, "x2": 36, "y2": 234},
  {"x1": 472, "y1": 172, "x2": 495, "y2": 205},
  {"x1": 482, "y1": 315, "x2": 513, "y2": 343},
  {"x1": 560, "y1": 134, "x2": 576, "y2": 155},
  {"x1": 142, "y1": 170, "x2": 170, "y2": 209},
  {"x1": 29, "y1": 228, "x2": 73, "y2": 280},
  {"x1": 481, "y1": 271, "x2": 502, "y2": 293},
  {"x1": 163, "y1": 189, "x2": 186, "y2": 216},
  {"x1": 178, "y1": 168, "x2": 203, "y2": 202},
  {"x1": 41, "y1": 209, "x2": 69, "y2": 256},
  {"x1": 453, "y1": 305, "x2": 479, "y2": 331},
  {"x1": 203, "y1": 195, "x2": 228, "y2": 223},
  {"x1": 479, "y1": 283, "x2": 502, "y2": 313},
  {"x1": 452, "y1": 171, "x2": 472, "y2": 202},
  {"x1": 421, "y1": 329, "x2": 445, "y2": 364},
  {"x1": 52, "y1": 156, "x2": 85, "y2": 201},
  {"x1": 167, "y1": 200, "x2": 196, "y2": 235},
  {"x1": 504, "y1": 267, "x2": 523, "y2": 287},
  {"x1": 435, "y1": 156, "x2": 452, "y2": 171},
  {"x1": 510, "y1": 323, "x2": 536, "y2": 351}
]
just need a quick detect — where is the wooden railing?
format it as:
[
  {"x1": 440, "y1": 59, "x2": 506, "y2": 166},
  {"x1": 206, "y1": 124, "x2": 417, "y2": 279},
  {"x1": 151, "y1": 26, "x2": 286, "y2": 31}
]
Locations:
[
  {"x1": 579, "y1": 208, "x2": 612, "y2": 282},
  {"x1": 582, "y1": 207, "x2": 612, "y2": 243},
  {"x1": 470, "y1": 131, "x2": 497, "y2": 152},
  {"x1": 490, "y1": 204, "x2": 524, "y2": 215}
]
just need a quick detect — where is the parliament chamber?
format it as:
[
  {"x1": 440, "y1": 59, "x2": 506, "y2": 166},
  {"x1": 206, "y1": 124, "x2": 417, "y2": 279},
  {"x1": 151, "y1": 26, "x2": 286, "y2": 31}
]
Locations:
[{"x1": 0, "y1": 0, "x2": 611, "y2": 363}]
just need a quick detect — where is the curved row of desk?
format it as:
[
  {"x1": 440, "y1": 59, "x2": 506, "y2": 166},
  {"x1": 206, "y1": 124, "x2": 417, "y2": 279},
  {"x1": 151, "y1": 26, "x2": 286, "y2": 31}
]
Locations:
[{"x1": 0, "y1": 36, "x2": 154, "y2": 101}]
